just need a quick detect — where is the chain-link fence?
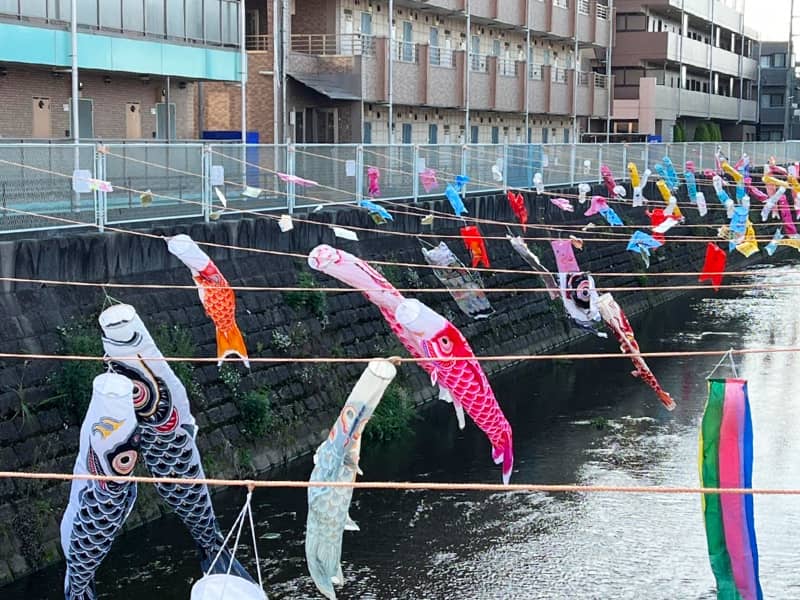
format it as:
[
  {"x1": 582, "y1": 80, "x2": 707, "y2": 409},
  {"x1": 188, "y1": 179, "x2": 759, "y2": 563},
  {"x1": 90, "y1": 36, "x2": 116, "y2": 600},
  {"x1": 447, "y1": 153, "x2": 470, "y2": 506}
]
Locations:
[{"x1": 0, "y1": 140, "x2": 795, "y2": 234}]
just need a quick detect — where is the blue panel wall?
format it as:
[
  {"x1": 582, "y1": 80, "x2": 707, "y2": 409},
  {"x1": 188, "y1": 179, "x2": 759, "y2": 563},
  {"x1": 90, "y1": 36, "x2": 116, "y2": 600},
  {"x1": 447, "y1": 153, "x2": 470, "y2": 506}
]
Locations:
[{"x1": 0, "y1": 23, "x2": 241, "y2": 81}]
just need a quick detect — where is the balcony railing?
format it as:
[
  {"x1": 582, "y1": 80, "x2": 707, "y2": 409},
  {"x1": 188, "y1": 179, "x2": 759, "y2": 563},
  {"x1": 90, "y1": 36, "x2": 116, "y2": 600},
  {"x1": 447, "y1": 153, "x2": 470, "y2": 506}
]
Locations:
[
  {"x1": 577, "y1": 71, "x2": 590, "y2": 86},
  {"x1": 0, "y1": 0, "x2": 241, "y2": 47},
  {"x1": 597, "y1": 3, "x2": 610, "y2": 20},
  {"x1": 553, "y1": 0, "x2": 569, "y2": 9},
  {"x1": 275, "y1": 33, "x2": 374, "y2": 56},
  {"x1": 498, "y1": 59, "x2": 518, "y2": 77},
  {"x1": 578, "y1": 0, "x2": 591, "y2": 15},
  {"x1": 529, "y1": 64, "x2": 543, "y2": 80},
  {"x1": 429, "y1": 46, "x2": 455, "y2": 68},
  {"x1": 470, "y1": 53, "x2": 489, "y2": 73},
  {"x1": 552, "y1": 67, "x2": 569, "y2": 83},
  {"x1": 594, "y1": 73, "x2": 609, "y2": 88},
  {"x1": 393, "y1": 40, "x2": 419, "y2": 64}
]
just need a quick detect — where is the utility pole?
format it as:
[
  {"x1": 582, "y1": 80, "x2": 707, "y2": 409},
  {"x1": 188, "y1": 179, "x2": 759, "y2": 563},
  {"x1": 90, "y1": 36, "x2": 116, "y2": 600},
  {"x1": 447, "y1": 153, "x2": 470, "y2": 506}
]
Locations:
[
  {"x1": 71, "y1": 0, "x2": 80, "y2": 211},
  {"x1": 388, "y1": 0, "x2": 394, "y2": 143},
  {"x1": 785, "y1": 0, "x2": 795, "y2": 140}
]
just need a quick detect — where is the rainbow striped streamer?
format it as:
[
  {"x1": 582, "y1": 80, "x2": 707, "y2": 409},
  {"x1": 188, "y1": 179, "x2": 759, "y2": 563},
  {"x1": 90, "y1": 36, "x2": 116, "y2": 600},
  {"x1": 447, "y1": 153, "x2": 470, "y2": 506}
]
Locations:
[{"x1": 699, "y1": 379, "x2": 763, "y2": 600}]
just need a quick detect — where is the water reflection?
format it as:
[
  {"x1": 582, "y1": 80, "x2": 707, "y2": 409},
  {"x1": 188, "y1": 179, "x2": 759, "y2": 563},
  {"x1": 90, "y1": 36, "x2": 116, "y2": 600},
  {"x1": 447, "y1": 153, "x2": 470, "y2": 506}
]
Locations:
[{"x1": 5, "y1": 264, "x2": 800, "y2": 599}]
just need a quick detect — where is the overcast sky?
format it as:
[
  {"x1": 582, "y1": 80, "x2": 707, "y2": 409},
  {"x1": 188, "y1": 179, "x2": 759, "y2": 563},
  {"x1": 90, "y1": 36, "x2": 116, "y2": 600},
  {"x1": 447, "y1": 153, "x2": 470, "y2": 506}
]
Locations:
[{"x1": 744, "y1": 0, "x2": 792, "y2": 41}]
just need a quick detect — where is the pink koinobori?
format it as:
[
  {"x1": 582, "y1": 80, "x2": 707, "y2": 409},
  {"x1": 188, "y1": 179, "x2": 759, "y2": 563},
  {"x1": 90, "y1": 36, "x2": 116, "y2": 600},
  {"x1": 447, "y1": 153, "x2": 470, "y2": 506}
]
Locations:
[{"x1": 395, "y1": 298, "x2": 515, "y2": 484}]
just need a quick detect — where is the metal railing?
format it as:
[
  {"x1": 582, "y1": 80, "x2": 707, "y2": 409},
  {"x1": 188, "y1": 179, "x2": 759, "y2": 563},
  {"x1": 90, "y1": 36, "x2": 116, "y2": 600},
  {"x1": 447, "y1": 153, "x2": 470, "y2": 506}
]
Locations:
[
  {"x1": 470, "y1": 53, "x2": 489, "y2": 72},
  {"x1": 429, "y1": 46, "x2": 455, "y2": 68},
  {"x1": 578, "y1": 0, "x2": 591, "y2": 15},
  {"x1": 393, "y1": 40, "x2": 419, "y2": 64},
  {"x1": 597, "y1": 3, "x2": 610, "y2": 20},
  {"x1": 577, "y1": 71, "x2": 590, "y2": 86},
  {"x1": 552, "y1": 68, "x2": 569, "y2": 83},
  {"x1": 498, "y1": 59, "x2": 518, "y2": 77},
  {"x1": 594, "y1": 73, "x2": 609, "y2": 88},
  {"x1": 3, "y1": 140, "x2": 800, "y2": 235},
  {"x1": 283, "y1": 33, "x2": 373, "y2": 56}
]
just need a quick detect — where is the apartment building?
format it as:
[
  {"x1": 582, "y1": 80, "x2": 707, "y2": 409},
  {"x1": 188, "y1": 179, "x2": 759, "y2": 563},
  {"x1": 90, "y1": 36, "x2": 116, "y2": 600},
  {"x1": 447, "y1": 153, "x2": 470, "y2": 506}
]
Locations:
[
  {"x1": 222, "y1": 0, "x2": 613, "y2": 145},
  {"x1": 758, "y1": 41, "x2": 800, "y2": 141},
  {"x1": 0, "y1": 1, "x2": 243, "y2": 140},
  {"x1": 612, "y1": 0, "x2": 759, "y2": 142}
]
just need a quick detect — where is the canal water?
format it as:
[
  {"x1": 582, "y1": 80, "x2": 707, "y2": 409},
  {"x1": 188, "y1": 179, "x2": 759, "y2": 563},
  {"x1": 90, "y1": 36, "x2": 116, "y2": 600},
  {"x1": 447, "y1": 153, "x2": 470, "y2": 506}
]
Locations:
[{"x1": 5, "y1": 262, "x2": 800, "y2": 599}]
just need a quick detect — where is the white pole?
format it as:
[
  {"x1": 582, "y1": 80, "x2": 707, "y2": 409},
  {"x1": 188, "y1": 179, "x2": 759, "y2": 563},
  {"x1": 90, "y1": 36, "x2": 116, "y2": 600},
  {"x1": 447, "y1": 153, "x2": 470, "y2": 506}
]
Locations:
[
  {"x1": 273, "y1": 0, "x2": 279, "y2": 143},
  {"x1": 785, "y1": 0, "x2": 795, "y2": 140},
  {"x1": 465, "y1": 1, "x2": 471, "y2": 142},
  {"x1": 240, "y1": 0, "x2": 247, "y2": 185},
  {"x1": 71, "y1": 0, "x2": 80, "y2": 211},
  {"x1": 388, "y1": 0, "x2": 394, "y2": 144}
]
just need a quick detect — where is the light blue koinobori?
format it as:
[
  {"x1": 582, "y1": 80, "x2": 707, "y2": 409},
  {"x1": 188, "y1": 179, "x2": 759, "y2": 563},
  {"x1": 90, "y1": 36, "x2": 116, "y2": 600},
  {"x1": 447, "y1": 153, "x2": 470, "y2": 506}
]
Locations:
[{"x1": 0, "y1": 22, "x2": 242, "y2": 81}]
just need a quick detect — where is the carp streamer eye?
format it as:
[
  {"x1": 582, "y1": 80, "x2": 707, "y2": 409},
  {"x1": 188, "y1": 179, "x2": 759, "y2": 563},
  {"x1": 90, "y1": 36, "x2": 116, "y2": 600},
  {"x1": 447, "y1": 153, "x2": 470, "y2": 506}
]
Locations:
[
  {"x1": 131, "y1": 381, "x2": 149, "y2": 410},
  {"x1": 438, "y1": 336, "x2": 453, "y2": 352},
  {"x1": 112, "y1": 450, "x2": 138, "y2": 475}
]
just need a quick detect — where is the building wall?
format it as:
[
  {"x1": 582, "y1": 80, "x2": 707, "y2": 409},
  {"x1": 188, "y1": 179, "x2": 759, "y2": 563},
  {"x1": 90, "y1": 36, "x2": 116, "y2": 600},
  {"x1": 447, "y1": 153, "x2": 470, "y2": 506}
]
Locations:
[{"x1": 0, "y1": 67, "x2": 196, "y2": 140}]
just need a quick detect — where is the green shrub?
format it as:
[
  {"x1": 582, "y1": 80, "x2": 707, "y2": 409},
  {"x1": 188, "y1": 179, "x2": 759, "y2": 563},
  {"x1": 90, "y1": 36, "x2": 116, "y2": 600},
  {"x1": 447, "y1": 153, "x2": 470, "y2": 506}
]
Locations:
[
  {"x1": 239, "y1": 388, "x2": 274, "y2": 439},
  {"x1": 284, "y1": 271, "x2": 327, "y2": 319},
  {"x1": 694, "y1": 122, "x2": 710, "y2": 142},
  {"x1": 50, "y1": 316, "x2": 104, "y2": 420},
  {"x1": 672, "y1": 122, "x2": 685, "y2": 143},
  {"x1": 364, "y1": 383, "x2": 415, "y2": 443},
  {"x1": 153, "y1": 323, "x2": 203, "y2": 400}
]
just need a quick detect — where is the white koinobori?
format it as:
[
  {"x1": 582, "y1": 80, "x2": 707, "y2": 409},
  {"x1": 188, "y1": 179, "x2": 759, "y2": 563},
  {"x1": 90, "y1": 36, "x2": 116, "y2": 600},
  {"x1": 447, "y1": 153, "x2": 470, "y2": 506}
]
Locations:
[
  {"x1": 98, "y1": 304, "x2": 254, "y2": 582},
  {"x1": 60, "y1": 373, "x2": 140, "y2": 600}
]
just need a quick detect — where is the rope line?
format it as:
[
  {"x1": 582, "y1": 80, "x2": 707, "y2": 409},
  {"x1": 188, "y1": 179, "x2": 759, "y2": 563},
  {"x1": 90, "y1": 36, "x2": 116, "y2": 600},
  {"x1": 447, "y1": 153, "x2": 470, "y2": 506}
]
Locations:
[
  {"x1": 0, "y1": 470, "x2": 796, "y2": 496},
  {"x1": 0, "y1": 347, "x2": 798, "y2": 364}
]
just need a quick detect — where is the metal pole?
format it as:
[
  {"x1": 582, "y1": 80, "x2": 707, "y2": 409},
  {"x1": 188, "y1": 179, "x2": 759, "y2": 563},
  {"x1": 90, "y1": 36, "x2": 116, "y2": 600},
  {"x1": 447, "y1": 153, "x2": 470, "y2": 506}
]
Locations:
[
  {"x1": 605, "y1": 0, "x2": 613, "y2": 141},
  {"x1": 524, "y1": 5, "x2": 530, "y2": 142},
  {"x1": 572, "y1": 0, "x2": 578, "y2": 144},
  {"x1": 785, "y1": 0, "x2": 795, "y2": 140},
  {"x1": 281, "y1": 0, "x2": 288, "y2": 142},
  {"x1": 273, "y1": 0, "x2": 279, "y2": 143},
  {"x1": 240, "y1": 0, "x2": 247, "y2": 185},
  {"x1": 165, "y1": 76, "x2": 171, "y2": 140},
  {"x1": 465, "y1": 1, "x2": 471, "y2": 142},
  {"x1": 71, "y1": 0, "x2": 80, "y2": 211},
  {"x1": 388, "y1": 0, "x2": 394, "y2": 143}
]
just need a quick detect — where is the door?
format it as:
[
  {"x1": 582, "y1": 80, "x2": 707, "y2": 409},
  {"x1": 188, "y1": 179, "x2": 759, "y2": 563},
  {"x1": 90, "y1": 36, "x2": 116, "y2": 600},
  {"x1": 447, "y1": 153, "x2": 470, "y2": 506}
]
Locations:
[
  {"x1": 32, "y1": 97, "x2": 51, "y2": 138},
  {"x1": 360, "y1": 11, "x2": 372, "y2": 53},
  {"x1": 245, "y1": 9, "x2": 260, "y2": 37},
  {"x1": 428, "y1": 124, "x2": 438, "y2": 145},
  {"x1": 470, "y1": 125, "x2": 479, "y2": 144},
  {"x1": 402, "y1": 21, "x2": 412, "y2": 62},
  {"x1": 342, "y1": 10, "x2": 353, "y2": 54},
  {"x1": 402, "y1": 123, "x2": 412, "y2": 144},
  {"x1": 78, "y1": 98, "x2": 93, "y2": 139},
  {"x1": 429, "y1": 27, "x2": 440, "y2": 65},
  {"x1": 314, "y1": 108, "x2": 338, "y2": 143},
  {"x1": 471, "y1": 35, "x2": 481, "y2": 70},
  {"x1": 156, "y1": 102, "x2": 177, "y2": 139},
  {"x1": 491, "y1": 126, "x2": 499, "y2": 144},
  {"x1": 125, "y1": 102, "x2": 142, "y2": 139}
]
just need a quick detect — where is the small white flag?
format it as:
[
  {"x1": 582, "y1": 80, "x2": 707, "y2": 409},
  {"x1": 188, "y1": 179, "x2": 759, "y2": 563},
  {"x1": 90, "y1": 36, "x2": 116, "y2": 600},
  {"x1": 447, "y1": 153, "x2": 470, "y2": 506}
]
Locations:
[
  {"x1": 278, "y1": 214, "x2": 293, "y2": 232},
  {"x1": 345, "y1": 160, "x2": 356, "y2": 177},
  {"x1": 71, "y1": 169, "x2": 92, "y2": 194},
  {"x1": 214, "y1": 187, "x2": 227, "y2": 208},
  {"x1": 242, "y1": 186, "x2": 263, "y2": 199},
  {"x1": 210, "y1": 165, "x2": 225, "y2": 186},
  {"x1": 332, "y1": 226, "x2": 359, "y2": 241},
  {"x1": 653, "y1": 217, "x2": 679, "y2": 234}
]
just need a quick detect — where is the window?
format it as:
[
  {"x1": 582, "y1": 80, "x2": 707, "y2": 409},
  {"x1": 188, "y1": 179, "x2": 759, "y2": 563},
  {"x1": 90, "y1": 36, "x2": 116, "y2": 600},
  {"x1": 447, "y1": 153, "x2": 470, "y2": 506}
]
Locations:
[
  {"x1": 769, "y1": 131, "x2": 783, "y2": 141},
  {"x1": 491, "y1": 126, "x2": 499, "y2": 144},
  {"x1": 402, "y1": 123, "x2": 412, "y2": 144},
  {"x1": 542, "y1": 127, "x2": 549, "y2": 143},
  {"x1": 363, "y1": 121, "x2": 372, "y2": 144},
  {"x1": 616, "y1": 13, "x2": 646, "y2": 31},
  {"x1": 563, "y1": 128, "x2": 570, "y2": 143},
  {"x1": 773, "y1": 53, "x2": 786, "y2": 68},
  {"x1": 470, "y1": 126, "x2": 479, "y2": 144}
]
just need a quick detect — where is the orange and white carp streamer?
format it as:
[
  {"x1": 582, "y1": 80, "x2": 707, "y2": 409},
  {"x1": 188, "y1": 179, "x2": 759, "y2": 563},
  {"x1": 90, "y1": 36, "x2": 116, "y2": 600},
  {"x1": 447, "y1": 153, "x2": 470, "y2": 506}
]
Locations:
[{"x1": 167, "y1": 234, "x2": 250, "y2": 368}]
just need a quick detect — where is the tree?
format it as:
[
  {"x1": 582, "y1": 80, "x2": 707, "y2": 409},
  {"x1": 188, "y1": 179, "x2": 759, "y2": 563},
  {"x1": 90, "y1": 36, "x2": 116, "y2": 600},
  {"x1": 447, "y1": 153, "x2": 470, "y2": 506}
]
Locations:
[
  {"x1": 673, "y1": 122, "x2": 686, "y2": 143},
  {"x1": 694, "y1": 122, "x2": 710, "y2": 141}
]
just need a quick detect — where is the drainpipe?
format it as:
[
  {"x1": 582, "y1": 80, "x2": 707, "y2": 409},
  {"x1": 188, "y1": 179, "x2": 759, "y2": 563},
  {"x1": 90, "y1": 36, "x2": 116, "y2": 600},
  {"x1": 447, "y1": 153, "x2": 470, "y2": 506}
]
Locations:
[
  {"x1": 708, "y1": 1, "x2": 714, "y2": 120},
  {"x1": 282, "y1": 0, "x2": 289, "y2": 142},
  {"x1": 273, "y1": 0, "x2": 279, "y2": 143},
  {"x1": 388, "y1": 0, "x2": 394, "y2": 143},
  {"x1": 240, "y1": 0, "x2": 248, "y2": 178},
  {"x1": 572, "y1": 0, "x2": 578, "y2": 143},
  {"x1": 465, "y1": 0, "x2": 471, "y2": 142},
  {"x1": 678, "y1": 1, "x2": 684, "y2": 130},
  {"x1": 71, "y1": 0, "x2": 79, "y2": 211},
  {"x1": 165, "y1": 76, "x2": 171, "y2": 140}
]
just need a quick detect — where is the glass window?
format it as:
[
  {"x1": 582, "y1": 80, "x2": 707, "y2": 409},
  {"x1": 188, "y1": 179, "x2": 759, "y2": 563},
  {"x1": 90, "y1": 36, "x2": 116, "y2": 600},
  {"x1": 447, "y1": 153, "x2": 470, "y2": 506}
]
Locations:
[
  {"x1": 542, "y1": 127, "x2": 548, "y2": 143},
  {"x1": 773, "y1": 53, "x2": 786, "y2": 67},
  {"x1": 205, "y1": 0, "x2": 222, "y2": 44},
  {"x1": 490, "y1": 126, "x2": 499, "y2": 144},
  {"x1": 402, "y1": 123, "x2": 412, "y2": 144},
  {"x1": 99, "y1": 1, "x2": 122, "y2": 29},
  {"x1": 122, "y1": 0, "x2": 144, "y2": 32},
  {"x1": 186, "y1": 0, "x2": 203, "y2": 40},
  {"x1": 166, "y1": 0, "x2": 185, "y2": 39},
  {"x1": 222, "y1": 0, "x2": 239, "y2": 45},
  {"x1": 76, "y1": 0, "x2": 98, "y2": 27},
  {"x1": 563, "y1": 128, "x2": 570, "y2": 143},
  {"x1": 146, "y1": 0, "x2": 165, "y2": 36},
  {"x1": 470, "y1": 126, "x2": 479, "y2": 144},
  {"x1": 363, "y1": 122, "x2": 372, "y2": 144},
  {"x1": 20, "y1": 0, "x2": 47, "y2": 19},
  {"x1": 428, "y1": 124, "x2": 438, "y2": 145}
]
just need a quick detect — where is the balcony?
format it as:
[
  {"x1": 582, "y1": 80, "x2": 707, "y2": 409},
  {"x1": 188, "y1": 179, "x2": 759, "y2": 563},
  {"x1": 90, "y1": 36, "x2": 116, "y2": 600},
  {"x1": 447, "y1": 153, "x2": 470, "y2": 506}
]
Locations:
[
  {"x1": 0, "y1": 0, "x2": 240, "y2": 48},
  {"x1": 617, "y1": 0, "x2": 743, "y2": 32}
]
